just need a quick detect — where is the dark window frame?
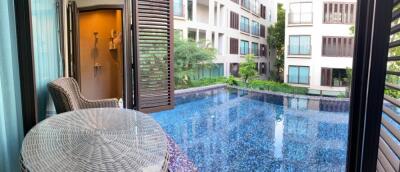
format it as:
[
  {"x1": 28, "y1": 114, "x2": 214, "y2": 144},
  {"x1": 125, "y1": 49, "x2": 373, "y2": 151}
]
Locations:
[
  {"x1": 240, "y1": 40, "x2": 249, "y2": 55},
  {"x1": 240, "y1": 16, "x2": 250, "y2": 33},
  {"x1": 252, "y1": 42, "x2": 259, "y2": 56},
  {"x1": 288, "y1": 2, "x2": 313, "y2": 25},
  {"x1": 288, "y1": 35, "x2": 312, "y2": 56},
  {"x1": 288, "y1": 65, "x2": 310, "y2": 85}
]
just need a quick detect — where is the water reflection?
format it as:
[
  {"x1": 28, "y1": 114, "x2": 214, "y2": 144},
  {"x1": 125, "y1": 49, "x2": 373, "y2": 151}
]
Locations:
[{"x1": 153, "y1": 88, "x2": 349, "y2": 171}]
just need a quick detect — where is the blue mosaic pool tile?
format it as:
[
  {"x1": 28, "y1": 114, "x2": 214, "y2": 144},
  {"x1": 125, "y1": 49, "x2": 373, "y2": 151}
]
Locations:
[{"x1": 153, "y1": 87, "x2": 349, "y2": 171}]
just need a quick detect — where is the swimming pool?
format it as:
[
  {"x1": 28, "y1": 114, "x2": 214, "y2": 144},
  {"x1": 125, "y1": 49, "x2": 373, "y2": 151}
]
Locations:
[{"x1": 152, "y1": 87, "x2": 350, "y2": 172}]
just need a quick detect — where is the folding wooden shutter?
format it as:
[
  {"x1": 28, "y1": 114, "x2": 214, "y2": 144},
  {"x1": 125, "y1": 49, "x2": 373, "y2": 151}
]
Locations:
[
  {"x1": 230, "y1": 38, "x2": 239, "y2": 54},
  {"x1": 379, "y1": 3, "x2": 400, "y2": 171},
  {"x1": 134, "y1": 0, "x2": 174, "y2": 112},
  {"x1": 260, "y1": 24, "x2": 265, "y2": 38},
  {"x1": 321, "y1": 68, "x2": 332, "y2": 86},
  {"x1": 230, "y1": 11, "x2": 239, "y2": 30},
  {"x1": 260, "y1": 5, "x2": 266, "y2": 19}
]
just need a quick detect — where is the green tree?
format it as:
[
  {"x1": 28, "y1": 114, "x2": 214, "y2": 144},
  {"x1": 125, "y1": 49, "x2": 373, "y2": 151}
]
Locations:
[
  {"x1": 174, "y1": 38, "x2": 216, "y2": 87},
  {"x1": 239, "y1": 54, "x2": 258, "y2": 85},
  {"x1": 267, "y1": 4, "x2": 285, "y2": 81}
]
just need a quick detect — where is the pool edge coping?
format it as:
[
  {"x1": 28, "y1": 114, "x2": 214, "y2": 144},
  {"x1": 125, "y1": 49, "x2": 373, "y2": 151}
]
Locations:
[{"x1": 175, "y1": 84, "x2": 350, "y2": 102}]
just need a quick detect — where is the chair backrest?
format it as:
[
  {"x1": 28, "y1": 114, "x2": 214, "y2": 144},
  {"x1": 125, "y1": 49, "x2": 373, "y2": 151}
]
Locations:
[{"x1": 48, "y1": 78, "x2": 82, "y2": 114}]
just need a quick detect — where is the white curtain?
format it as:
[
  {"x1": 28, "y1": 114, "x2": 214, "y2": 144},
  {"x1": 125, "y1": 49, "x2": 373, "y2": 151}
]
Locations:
[
  {"x1": 0, "y1": 0, "x2": 24, "y2": 171},
  {"x1": 31, "y1": 0, "x2": 63, "y2": 120}
]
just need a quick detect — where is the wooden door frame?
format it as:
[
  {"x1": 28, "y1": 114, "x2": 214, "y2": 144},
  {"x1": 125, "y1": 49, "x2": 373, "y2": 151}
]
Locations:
[{"x1": 71, "y1": 4, "x2": 133, "y2": 108}]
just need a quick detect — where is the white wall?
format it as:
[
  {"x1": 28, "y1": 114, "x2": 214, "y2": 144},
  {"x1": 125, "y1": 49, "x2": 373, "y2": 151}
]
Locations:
[
  {"x1": 284, "y1": 0, "x2": 356, "y2": 91},
  {"x1": 197, "y1": 4, "x2": 209, "y2": 24}
]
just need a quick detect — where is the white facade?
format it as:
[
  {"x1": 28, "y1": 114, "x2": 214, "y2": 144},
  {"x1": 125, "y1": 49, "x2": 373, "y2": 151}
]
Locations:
[
  {"x1": 174, "y1": 0, "x2": 278, "y2": 79},
  {"x1": 284, "y1": 0, "x2": 356, "y2": 94}
]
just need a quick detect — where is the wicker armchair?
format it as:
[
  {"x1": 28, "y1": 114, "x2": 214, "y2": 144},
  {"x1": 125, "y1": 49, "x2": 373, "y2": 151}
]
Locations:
[{"x1": 48, "y1": 77, "x2": 119, "y2": 114}]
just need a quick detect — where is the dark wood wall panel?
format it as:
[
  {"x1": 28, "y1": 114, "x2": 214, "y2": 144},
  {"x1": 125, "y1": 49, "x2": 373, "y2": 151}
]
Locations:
[{"x1": 135, "y1": 0, "x2": 174, "y2": 113}]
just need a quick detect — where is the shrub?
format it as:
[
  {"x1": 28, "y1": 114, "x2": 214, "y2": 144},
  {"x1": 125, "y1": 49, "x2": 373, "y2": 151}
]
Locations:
[
  {"x1": 248, "y1": 80, "x2": 308, "y2": 95},
  {"x1": 226, "y1": 76, "x2": 239, "y2": 86},
  {"x1": 239, "y1": 54, "x2": 258, "y2": 84}
]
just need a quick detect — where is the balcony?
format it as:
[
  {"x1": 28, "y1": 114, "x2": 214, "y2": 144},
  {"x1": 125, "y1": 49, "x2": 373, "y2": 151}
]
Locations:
[{"x1": 1, "y1": 0, "x2": 400, "y2": 171}]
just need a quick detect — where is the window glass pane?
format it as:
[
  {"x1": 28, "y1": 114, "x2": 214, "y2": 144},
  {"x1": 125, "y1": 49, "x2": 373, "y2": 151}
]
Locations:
[
  {"x1": 290, "y1": 3, "x2": 301, "y2": 14},
  {"x1": 188, "y1": 0, "x2": 193, "y2": 20},
  {"x1": 301, "y1": 3, "x2": 313, "y2": 13},
  {"x1": 289, "y1": 3, "x2": 301, "y2": 23},
  {"x1": 174, "y1": 0, "x2": 183, "y2": 16},
  {"x1": 252, "y1": 43, "x2": 258, "y2": 55},
  {"x1": 240, "y1": 16, "x2": 249, "y2": 32},
  {"x1": 299, "y1": 36, "x2": 311, "y2": 55},
  {"x1": 299, "y1": 67, "x2": 310, "y2": 84},
  {"x1": 240, "y1": 41, "x2": 245, "y2": 54},
  {"x1": 289, "y1": 36, "x2": 299, "y2": 54},
  {"x1": 289, "y1": 66, "x2": 299, "y2": 83},
  {"x1": 240, "y1": 40, "x2": 249, "y2": 55},
  {"x1": 244, "y1": 41, "x2": 249, "y2": 54}
]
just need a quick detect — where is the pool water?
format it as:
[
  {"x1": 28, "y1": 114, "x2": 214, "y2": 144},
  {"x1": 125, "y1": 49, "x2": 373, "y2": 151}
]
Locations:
[{"x1": 152, "y1": 88, "x2": 350, "y2": 172}]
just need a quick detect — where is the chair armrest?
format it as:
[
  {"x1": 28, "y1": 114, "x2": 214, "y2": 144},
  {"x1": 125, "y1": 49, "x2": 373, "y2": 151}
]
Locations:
[{"x1": 81, "y1": 98, "x2": 119, "y2": 109}]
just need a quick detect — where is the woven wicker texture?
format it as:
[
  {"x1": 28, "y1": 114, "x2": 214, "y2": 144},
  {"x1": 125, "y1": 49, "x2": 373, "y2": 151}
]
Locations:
[
  {"x1": 21, "y1": 108, "x2": 169, "y2": 172},
  {"x1": 48, "y1": 77, "x2": 119, "y2": 114}
]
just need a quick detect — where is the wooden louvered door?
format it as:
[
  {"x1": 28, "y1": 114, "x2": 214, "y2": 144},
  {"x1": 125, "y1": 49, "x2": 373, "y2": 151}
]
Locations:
[{"x1": 133, "y1": 0, "x2": 174, "y2": 113}]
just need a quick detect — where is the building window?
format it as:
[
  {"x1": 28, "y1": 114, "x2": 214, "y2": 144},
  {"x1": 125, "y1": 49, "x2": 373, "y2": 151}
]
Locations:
[
  {"x1": 240, "y1": 40, "x2": 249, "y2": 55},
  {"x1": 289, "y1": 2, "x2": 313, "y2": 24},
  {"x1": 252, "y1": 42, "x2": 259, "y2": 56},
  {"x1": 174, "y1": 0, "x2": 184, "y2": 16},
  {"x1": 251, "y1": 21, "x2": 260, "y2": 36},
  {"x1": 241, "y1": 0, "x2": 250, "y2": 10},
  {"x1": 269, "y1": 9, "x2": 272, "y2": 22},
  {"x1": 324, "y1": 2, "x2": 356, "y2": 24},
  {"x1": 231, "y1": 0, "x2": 239, "y2": 4},
  {"x1": 230, "y1": 63, "x2": 240, "y2": 77},
  {"x1": 174, "y1": 29, "x2": 183, "y2": 39},
  {"x1": 260, "y1": 63, "x2": 266, "y2": 74},
  {"x1": 289, "y1": 66, "x2": 310, "y2": 85},
  {"x1": 188, "y1": 30, "x2": 196, "y2": 40},
  {"x1": 260, "y1": 44, "x2": 266, "y2": 56},
  {"x1": 322, "y1": 37, "x2": 354, "y2": 57},
  {"x1": 187, "y1": 0, "x2": 193, "y2": 20},
  {"x1": 289, "y1": 35, "x2": 311, "y2": 55},
  {"x1": 230, "y1": 11, "x2": 239, "y2": 30},
  {"x1": 321, "y1": 68, "x2": 348, "y2": 87},
  {"x1": 240, "y1": 16, "x2": 250, "y2": 33},
  {"x1": 191, "y1": 64, "x2": 225, "y2": 80},
  {"x1": 230, "y1": 38, "x2": 239, "y2": 54}
]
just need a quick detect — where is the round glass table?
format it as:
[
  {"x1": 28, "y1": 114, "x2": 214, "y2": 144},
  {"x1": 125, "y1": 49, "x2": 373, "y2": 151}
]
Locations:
[{"x1": 21, "y1": 108, "x2": 169, "y2": 172}]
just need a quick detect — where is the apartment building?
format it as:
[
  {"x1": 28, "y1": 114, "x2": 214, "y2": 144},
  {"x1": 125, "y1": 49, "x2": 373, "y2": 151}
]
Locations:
[
  {"x1": 174, "y1": 0, "x2": 278, "y2": 79},
  {"x1": 284, "y1": 0, "x2": 356, "y2": 95}
]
